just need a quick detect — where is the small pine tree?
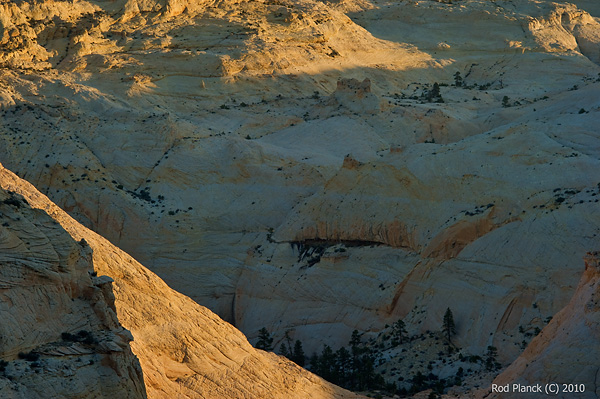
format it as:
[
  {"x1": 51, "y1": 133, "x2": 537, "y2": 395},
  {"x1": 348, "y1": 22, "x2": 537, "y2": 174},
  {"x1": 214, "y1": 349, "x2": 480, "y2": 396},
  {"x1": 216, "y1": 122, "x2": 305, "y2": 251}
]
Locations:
[
  {"x1": 455, "y1": 366, "x2": 464, "y2": 385},
  {"x1": 392, "y1": 319, "x2": 408, "y2": 344},
  {"x1": 291, "y1": 340, "x2": 306, "y2": 366},
  {"x1": 432, "y1": 82, "x2": 440, "y2": 97},
  {"x1": 319, "y1": 345, "x2": 336, "y2": 381},
  {"x1": 349, "y1": 330, "x2": 362, "y2": 352},
  {"x1": 442, "y1": 308, "x2": 456, "y2": 343},
  {"x1": 309, "y1": 353, "x2": 319, "y2": 370},
  {"x1": 502, "y1": 96, "x2": 510, "y2": 107},
  {"x1": 256, "y1": 327, "x2": 273, "y2": 351},
  {"x1": 426, "y1": 82, "x2": 443, "y2": 103},
  {"x1": 454, "y1": 72, "x2": 463, "y2": 87},
  {"x1": 280, "y1": 342, "x2": 290, "y2": 357},
  {"x1": 280, "y1": 330, "x2": 293, "y2": 357},
  {"x1": 411, "y1": 371, "x2": 427, "y2": 392},
  {"x1": 335, "y1": 346, "x2": 351, "y2": 382},
  {"x1": 485, "y1": 345, "x2": 499, "y2": 371}
]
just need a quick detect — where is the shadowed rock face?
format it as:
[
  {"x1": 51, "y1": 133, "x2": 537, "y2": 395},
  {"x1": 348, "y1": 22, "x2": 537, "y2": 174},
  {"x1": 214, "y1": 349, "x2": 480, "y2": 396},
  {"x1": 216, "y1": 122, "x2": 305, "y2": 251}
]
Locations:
[
  {"x1": 0, "y1": 163, "x2": 364, "y2": 399},
  {"x1": 0, "y1": 0, "x2": 600, "y2": 395}
]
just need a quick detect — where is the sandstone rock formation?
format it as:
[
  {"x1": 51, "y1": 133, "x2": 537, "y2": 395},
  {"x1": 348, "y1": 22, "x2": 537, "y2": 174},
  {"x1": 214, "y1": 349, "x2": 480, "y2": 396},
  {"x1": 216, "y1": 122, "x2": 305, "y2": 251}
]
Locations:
[
  {"x1": 1, "y1": 0, "x2": 600, "y2": 395},
  {"x1": 480, "y1": 252, "x2": 600, "y2": 399},
  {"x1": 0, "y1": 186, "x2": 145, "y2": 398},
  {"x1": 0, "y1": 163, "x2": 363, "y2": 398},
  {"x1": 331, "y1": 78, "x2": 380, "y2": 114}
]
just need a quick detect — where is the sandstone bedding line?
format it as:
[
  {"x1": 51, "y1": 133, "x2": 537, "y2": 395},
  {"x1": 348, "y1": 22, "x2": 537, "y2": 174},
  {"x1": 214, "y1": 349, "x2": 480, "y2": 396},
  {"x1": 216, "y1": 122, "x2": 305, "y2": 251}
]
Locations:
[{"x1": 0, "y1": 185, "x2": 145, "y2": 398}]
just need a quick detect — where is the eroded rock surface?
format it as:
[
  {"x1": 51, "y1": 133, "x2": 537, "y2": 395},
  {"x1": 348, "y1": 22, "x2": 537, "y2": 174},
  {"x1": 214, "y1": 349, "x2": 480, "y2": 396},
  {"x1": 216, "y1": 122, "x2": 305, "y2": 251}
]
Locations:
[
  {"x1": 0, "y1": 187, "x2": 145, "y2": 398},
  {"x1": 0, "y1": 163, "x2": 363, "y2": 399},
  {"x1": 469, "y1": 252, "x2": 600, "y2": 398},
  {"x1": 0, "y1": 0, "x2": 599, "y2": 395}
]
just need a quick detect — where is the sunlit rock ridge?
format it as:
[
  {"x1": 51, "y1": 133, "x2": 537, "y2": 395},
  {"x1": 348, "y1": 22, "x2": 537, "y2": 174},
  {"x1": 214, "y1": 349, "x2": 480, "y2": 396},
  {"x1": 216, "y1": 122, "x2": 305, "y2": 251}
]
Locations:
[
  {"x1": 0, "y1": 163, "x2": 364, "y2": 398},
  {"x1": 1, "y1": 0, "x2": 599, "y2": 397},
  {"x1": 482, "y1": 252, "x2": 600, "y2": 399}
]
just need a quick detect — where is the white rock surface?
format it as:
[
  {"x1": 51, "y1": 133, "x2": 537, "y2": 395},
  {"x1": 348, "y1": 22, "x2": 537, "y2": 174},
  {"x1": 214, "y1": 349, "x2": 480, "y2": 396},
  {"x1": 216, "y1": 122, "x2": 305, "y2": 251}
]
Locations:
[{"x1": 0, "y1": 185, "x2": 145, "y2": 398}]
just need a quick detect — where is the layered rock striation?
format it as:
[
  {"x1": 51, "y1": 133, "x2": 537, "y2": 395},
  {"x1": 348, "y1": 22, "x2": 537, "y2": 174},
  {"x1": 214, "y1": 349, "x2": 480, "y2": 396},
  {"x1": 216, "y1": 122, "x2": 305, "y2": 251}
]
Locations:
[
  {"x1": 481, "y1": 252, "x2": 600, "y2": 399},
  {"x1": 0, "y1": 184, "x2": 145, "y2": 398}
]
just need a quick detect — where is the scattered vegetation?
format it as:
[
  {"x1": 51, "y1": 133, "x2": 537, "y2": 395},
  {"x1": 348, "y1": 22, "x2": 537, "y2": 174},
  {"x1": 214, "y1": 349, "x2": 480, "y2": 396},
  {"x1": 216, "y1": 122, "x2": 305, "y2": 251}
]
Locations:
[
  {"x1": 62, "y1": 330, "x2": 97, "y2": 345},
  {"x1": 453, "y1": 72, "x2": 463, "y2": 87},
  {"x1": 308, "y1": 330, "x2": 386, "y2": 392},
  {"x1": 484, "y1": 346, "x2": 500, "y2": 371},
  {"x1": 253, "y1": 308, "x2": 505, "y2": 397},
  {"x1": 421, "y1": 82, "x2": 444, "y2": 103},
  {"x1": 392, "y1": 320, "x2": 408, "y2": 345},
  {"x1": 18, "y1": 351, "x2": 40, "y2": 362},
  {"x1": 442, "y1": 308, "x2": 456, "y2": 344},
  {"x1": 256, "y1": 327, "x2": 274, "y2": 351},
  {"x1": 279, "y1": 331, "x2": 306, "y2": 366},
  {"x1": 289, "y1": 239, "x2": 382, "y2": 268}
]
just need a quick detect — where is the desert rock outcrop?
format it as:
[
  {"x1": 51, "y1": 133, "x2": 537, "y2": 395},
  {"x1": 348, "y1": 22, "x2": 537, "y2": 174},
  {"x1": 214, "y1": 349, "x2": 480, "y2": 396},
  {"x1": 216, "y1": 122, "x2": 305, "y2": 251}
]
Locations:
[
  {"x1": 0, "y1": 186, "x2": 145, "y2": 398},
  {"x1": 478, "y1": 252, "x2": 600, "y2": 398}
]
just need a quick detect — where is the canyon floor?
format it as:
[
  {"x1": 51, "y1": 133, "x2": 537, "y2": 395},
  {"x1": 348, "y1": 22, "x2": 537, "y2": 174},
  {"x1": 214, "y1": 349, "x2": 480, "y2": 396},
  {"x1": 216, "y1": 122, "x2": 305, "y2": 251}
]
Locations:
[{"x1": 1, "y1": 0, "x2": 600, "y2": 397}]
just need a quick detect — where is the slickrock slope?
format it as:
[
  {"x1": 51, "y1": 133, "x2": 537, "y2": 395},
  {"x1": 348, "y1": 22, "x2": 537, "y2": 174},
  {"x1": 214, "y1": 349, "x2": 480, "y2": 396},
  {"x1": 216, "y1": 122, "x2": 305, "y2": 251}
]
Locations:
[
  {"x1": 0, "y1": 187, "x2": 145, "y2": 397},
  {"x1": 1, "y1": 0, "x2": 600, "y2": 393},
  {"x1": 0, "y1": 163, "x2": 363, "y2": 399},
  {"x1": 0, "y1": 0, "x2": 432, "y2": 73},
  {"x1": 478, "y1": 252, "x2": 600, "y2": 399}
]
